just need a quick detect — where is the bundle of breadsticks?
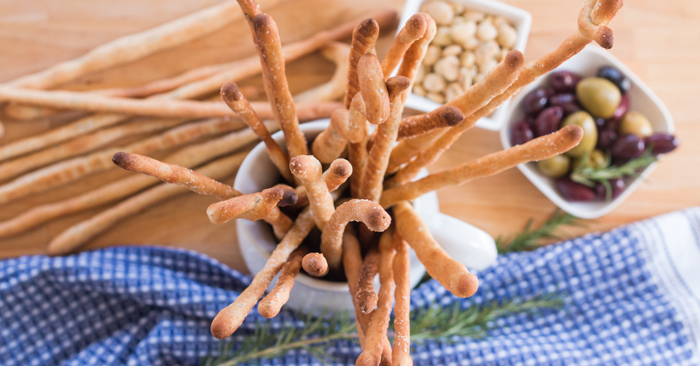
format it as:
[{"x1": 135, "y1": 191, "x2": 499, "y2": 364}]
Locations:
[{"x1": 5, "y1": 0, "x2": 623, "y2": 363}]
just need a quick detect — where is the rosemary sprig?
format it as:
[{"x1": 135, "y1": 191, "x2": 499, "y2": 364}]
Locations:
[
  {"x1": 570, "y1": 149, "x2": 657, "y2": 200},
  {"x1": 203, "y1": 294, "x2": 565, "y2": 365},
  {"x1": 496, "y1": 210, "x2": 584, "y2": 254}
]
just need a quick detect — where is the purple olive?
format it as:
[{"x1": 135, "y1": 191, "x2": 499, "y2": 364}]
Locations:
[
  {"x1": 597, "y1": 129, "x2": 618, "y2": 150},
  {"x1": 523, "y1": 88, "x2": 550, "y2": 115},
  {"x1": 511, "y1": 121, "x2": 534, "y2": 146},
  {"x1": 556, "y1": 177, "x2": 595, "y2": 202},
  {"x1": 550, "y1": 70, "x2": 582, "y2": 93},
  {"x1": 549, "y1": 93, "x2": 581, "y2": 116},
  {"x1": 611, "y1": 134, "x2": 646, "y2": 160},
  {"x1": 595, "y1": 178, "x2": 626, "y2": 201},
  {"x1": 533, "y1": 106, "x2": 564, "y2": 137},
  {"x1": 613, "y1": 94, "x2": 629, "y2": 120},
  {"x1": 597, "y1": 66, "x2": 631, "y2": 94},
  {"x1": 645, "y1": 133, "x2": 679, "y2": 155}
]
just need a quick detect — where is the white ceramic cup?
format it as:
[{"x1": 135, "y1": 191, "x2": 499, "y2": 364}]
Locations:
[{"x1": 235, "y1": 120, "x2": 435, "y2": 315}]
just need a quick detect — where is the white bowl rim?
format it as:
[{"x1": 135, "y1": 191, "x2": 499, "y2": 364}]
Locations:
[{"x1": 499, "y1": 45, "x2": 675, "y2": 219}]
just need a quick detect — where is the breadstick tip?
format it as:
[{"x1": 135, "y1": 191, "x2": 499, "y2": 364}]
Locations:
[
  {"x1": 329, "y1": 158, "x2": 353, "y2": 180},
  {"x1": 289, "y1": 155, "x2": 322, "y2": 180},
  {"x1": 111, "y1": 152, "x2": 133, "y2": 169},
  {"x1": 253, "y1": 12, "x2": 275, "y2": 33},
  {"x1": 597, "y1": 26, "x2": 614, "y2": 49},
  {"x1": 386, "y1": 76, "x2": 411, "y2": 96},
  {"x1": 559, "y1": 123, "x2": 585, "y2": 146},
  {"x1": 362, "y1": 203, "x2": 392, "y2": 231},
  {"x1": 302, "y1": 252, "x2": 329, "y2": 277},
  {"x1": 356, "y1": 17, "x2": 380, "y2": 38},
  {"x1": 273, "y1": 184, "x2": 298, "y2": 207},
  {"x1": 504, "y1": 50, "x2": 525, "y2": 69},
  {"x1": 356, "y1": 353, "x2": 380, "y2": 366},
  {"x1": 220, "y1": 82, "x2": 243, "y2": 102},
  {"x1": 404, "y1": 13, "x2": 429, "y2": 39},
  {"x1": 455, "y1": 272, "x2": 479, "y2": 298},
  {"x1": 440, "y1": 105, "x2": 465, "y2": 127}
]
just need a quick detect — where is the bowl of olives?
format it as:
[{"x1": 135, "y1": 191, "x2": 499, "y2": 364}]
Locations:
[{"x1": 500, "y1": 45, "x2": 677, "y2": 219}]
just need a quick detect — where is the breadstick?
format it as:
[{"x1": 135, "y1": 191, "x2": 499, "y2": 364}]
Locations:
[
  {"x1": 221, "y1": 82, "x2": 293, "y2": 182},
  {"x1": 0, "y1": 121, "x2": 3, "y2": 139},
  {"x1": 356, "y1": 246, "x2": 380, "y2": 314},
  {"x1": 320, "y1": 199, "x2": 391, "y2": 270},
  {"x1": 46, "y1": 153, "x2": 248, "y2": 256},
  {"x1": 0, "y1": 130, "x2": 256, "y2": 239},
  {"x1": 275, "y1": 184, "x2": 298, "y2": 207},
  {"x1": 380, "y1": 125, "x2": 584, "y2": 208},
  {"x1": 312, "y1": 109, "x2": 350, "y2": 164},
  {"x1": 381, "y1": 13, "x2": 428, "y2": 77},
  {"x1": 301, "y1": 252, "x2": 329, "y2": 277},
  {"x1": 393, "y1": 201, "x2": 477, "y2": 298},
  {"x1": 0, "y1": 10, "x2": 395, "y2": 162},
  {"x1": 356, "y1": 228, "x2": 395, "y2": 366},
  {"x1": 397, "y1": 105, "x2": 463, "y2": 141},
  {"x1": 253, "y1": 13, "x2": 308, "y2": 158},
  {"x1": 0, "y1": 118, "x2": 185, "y2": 181},
  {"x1": 345, "y1": 18, "x2": 380, "y2": 108},
  {"x1": 392, "y1": 231, "x2": 412, "y2": 366},
  {"x1": 257, "y1": 245, "x2": 310, "y2": 318},
  {"x1": 294, "y1": 42, "x2": 351, "y2": 103},
  {"x1": 360, "y1": 76, "x2": 411, "y2": 203},
  {"x1": 358, "y1": 54, "x2": 390, "y2": 125},
  {"x1": 0, "y1": 118, "x2": 252, "y2": 205},
  {"x1": 263, "y1": 206, "x2": 295, "y2": 240},
  {"x1": 206, "y1": 185, "x2": 289, "y2": 224},
  {"x1": 294, "y1": 158, "x2": 352, "y2": 208},
  {"x1": 388, "y1": 50, "x2": 525, "y2": 186},
  {"x1": 289, "y1": 155, "x2": 335, "y2": 230},
  {"x1": 211, "y1": 206, "x2": 316, "y2": 339},
  {"x1": 387, "y1": 129, "x2": 446, "y2": 174},
  {"x1": 348, "y1": 93, "x2": 369, "y2": 198},
  {"x1": 0, "y1": 87, "x2": 340, "y2": 120},
  {"x1": 396, "y1": 13, "x2": 436, "y2": 102}
]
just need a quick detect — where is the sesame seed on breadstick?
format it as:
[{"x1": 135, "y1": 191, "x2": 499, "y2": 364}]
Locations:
[
  {"x1": 252, "y1": 13, "x2": 308, "y2": 158},
  {"x1": 290, "y1": 155, "x2": 335, "y2": 230},
  {"x1": 393, "y1": 201, "x2": 477, "y2": 298},
  {"x1": 356, "y1": 246, "x2": 380, "y2": 314},
  {"x1": 345, "y1": 18, "x2": 380, "y2": 109},
  {"x1": 221, "y1": 82, "x2": 293, "y2": 182},
  {"x1": 320, "y1": 199, "x2": 391, "y2": 270},
  {"x1": 397, "y1": 104, "x2": 463, "y2": 141},
  {"x1": 211, "y1": 206, "x2": 316, "y2": 339},
  {"x1": 301, "y1": 252, "x2": 329, "y2": 277},
  {"x1": 294, "y1": 158, "x2": 352, "y2": 208},
  {"x1": 380, "y1": 13, "x2": 428, "y2": 77},
  {"x1": 257, "y1": 245, "x2": 310, "y2": 318},
  {"x1": 392, "y1": 231, "x2": 412, "y2": 366},
  {"x1": 358, "y1": 53, "x2": 390, "y2": 125},
  {"x1": 381, "y1": 125, "x2": 584, "y2": 208},
  {"x1": 360, "y1": 76, "x2": 411, "y2": 203},
  {"x1": 355, "y1": 228, "x2": 396, "y2": 366}
]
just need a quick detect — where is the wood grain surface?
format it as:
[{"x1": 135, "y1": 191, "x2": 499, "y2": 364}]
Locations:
[{"x1": 1, "y1": 0, "x2": 698, "y2": 272}]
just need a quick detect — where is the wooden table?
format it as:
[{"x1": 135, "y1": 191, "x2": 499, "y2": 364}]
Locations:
[{"x1": 1, "y1": 0, "x2": 699, "y2": 273}]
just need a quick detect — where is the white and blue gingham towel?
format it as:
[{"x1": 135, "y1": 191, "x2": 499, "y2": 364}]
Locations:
[{"x1": 1, "y1": 208, "x2": 699, "y2": 365}]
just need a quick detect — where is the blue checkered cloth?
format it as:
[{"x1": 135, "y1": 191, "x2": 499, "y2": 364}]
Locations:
[{"x1": 2, "y1": 208, "x2": 700, "y2": 366}]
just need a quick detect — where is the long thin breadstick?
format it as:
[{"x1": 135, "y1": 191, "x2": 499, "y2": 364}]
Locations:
[
  {"x1": 392, "y1": 231, "x2": 412, "y2": 366},
  {"x1": 358, "y1": 54, "x2": 390, "y2": 125},
  {"x1": 211, "y1": 206, "x2": 315, "y2": 339},
  {"x1": 221, "y1": 82, "x2": 293, "y2": 182},
  {"x1": 320, "y1": 199, "x2": 391, "y2": 270},
  {"x1": 348, "y1": 93, "x2": 369, "y2": 198},
  {"x1": 294, "y1": 158, "x2": 352, "y2": 208},
  {"x1": 0, "y1": 118, "x2": 185, "y2": 181},
  {"x1": 0, "y1": 87, "x2": 340, "y2": 120},
  {"x1": 397, "y1": 104, "x2": 463, "y2": 141},
  {"x1": 0, "y1": 122, "x2": 3, "y2": 139},
  {"x1": 360, "y1": 76, "x2": 411, "y2": 203},
  {"x1": 311, "y1": 109, "x2": 350, "y2": 164},
  {"x1": 301, "y1": 252, "x2": 329, "y2": 277},
  {"x1": 289, "y1": 155, "x2": 335, "y2": 230},
  {"x1": 206, "y1": 185, "x2": 289, "y2": 223},
  {"x1": 381, "y1": 125, "x2": 584, "y2": 208},
  {"x1": 356, "y1": 246, "x2": 380, "y2": 314},
  {"x1": 387, "y1": 128, "x2": 445, "y2": 174},
  {"x1": 45, "y1": 153, "x2": 248, "y2": 256},
  {"x1": 0, "y1": 10, "x2": 395, "y2": 163},
  {"x1": 394, "y1": 201, "x2": 477, "y2": 298},
  {"x1": 380, "y1": 13, "x2": 428, "y2": 77},
  {"x1": 294, "y1": 42, "x2": 351, "y2": 103},
  {"x1": 356, "y1": 228, "x2": 395, "y2": 366},
  {"x1": 0, "y1": 129, "x2": 256, "y2": 239},
  {"x1": 396, "y1": 13, "x2": 436, "y2": 102},
  {"x1": 257, "y1": 245, "x2": 309, "y2": 318},
  {"x1": 388, "y1": 50, "x2": 525, "y2": 186},
  {"x1": 0, "y1": 118, "x2": 252, "y2": 205},
  {"x1": 253, "y1": 13, "x2": 308, "y2": 158},
  {"x1": 345, "y1": 18, "x2": 380, "y2": 108}
]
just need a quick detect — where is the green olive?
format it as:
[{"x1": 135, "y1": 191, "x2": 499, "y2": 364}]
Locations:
[
  {"x1": 619, "y1": 111, "x2": 653, "y2": 137},
  {"x1": 562, "y1": 111, "x2": 598, "y2": 158},
  {"x1": 573, "y1": 149, "x2": 608, "y2": 170},
  {"x1": 537, "y1": 155, "x2": 571, "y2": 178},
  {"x1": 576, "y1": 77, "x2": 621, "y2": 118}
]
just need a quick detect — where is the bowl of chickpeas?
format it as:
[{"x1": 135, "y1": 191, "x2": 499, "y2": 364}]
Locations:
[{"x1": 397, "y1": 0, "x2": 531, "y2": 130}]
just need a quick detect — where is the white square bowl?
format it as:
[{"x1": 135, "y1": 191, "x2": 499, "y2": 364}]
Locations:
[
  {"x1": 500, "y1": 45, "x2": 675, "y2": 219},
  {"x1": 397, "y1": 0, "x2": 531, "y2": 130}
]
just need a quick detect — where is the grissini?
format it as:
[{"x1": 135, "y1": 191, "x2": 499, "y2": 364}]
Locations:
[
  {"x1": 345, "y1": 17, "x2": 380, "y2": 108},
  {"x1": 301, "y1": 252, "x2": 329, "y2": 277},
  {"x1": 257, "y1": 245, "x2": 309, "y2": 318},
  {"x1": 357, "y1": 53, "x2": 390, "y2": 125},
  {"x1": 289, "y1": 155, "x2": 335, "y2": 230},
  {"x1": 380, "y1": 13, "x2": 428, "y2": 77},
  {"x1": 392, "y1": 231, "x2": 412, "y2": 366}
]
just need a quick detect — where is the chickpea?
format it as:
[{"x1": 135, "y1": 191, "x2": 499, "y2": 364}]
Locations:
[
  {"x1": 463, "y1": 9, "x2": 484, "y2": 22},
  {"x1": 497, "y1": 24, "x2": 517, "y2": 49},
  {"x1": 445, "y1": 82, "x2": 465, "y2": 102},
  {"x1": 452, "y1": 16, "x2": 466, "y2": 25},
  {"x1": 427, "y1": 92, "x2": 446, "y2": 103},
  {"x1": 460, "y1": 51, "x2": 476, "y2": 67},
  {"x1": 450, "y1": 21, "x2": 477, "y2": 48},
  {"x1": 423, "y1": 45, "x2": 441, "y2": 66},
  {"x1": 476, "y1": 20, "x2": 498, "y2": 41},
  {"x1": 413, "y1": 84, "x2": 427, "y2": 97},
  {"x1": 433, "y1": 26, "x2": 453, "y2": 46},
  {"x1": 423, "y1": 73, "x2": 447, "y2": 92},
  {"x1": 451, "y1": 2, "x2": 465, "y2": 15},
  {"x1": 477, "y1": 58, "x2": 498, "y2": 74},
  {"x1": 442, "y1": 44, "x2": 463, "y2": 57},
  {"x1": 475, "y1": 40, "x2": 499, "y2": 66},
  {"x1": 458, "y1": 67, "x2": 473, "y2": 89},
  {"x1": 434, "y1": 55, "x2": 460, "y2": 81},
  {"x1": 422, "y1": 1, "x2": 455, "y2": 25},
  {"x1": 415, "y1": 65, "x2": 427, "y2": 84}
]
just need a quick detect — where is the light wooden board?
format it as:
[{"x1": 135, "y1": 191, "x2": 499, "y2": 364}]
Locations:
[{"x1": 1, "y1": 0, "x2": 699, "y2": 272}]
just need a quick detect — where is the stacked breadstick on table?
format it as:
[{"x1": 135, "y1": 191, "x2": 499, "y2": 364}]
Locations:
[{"x1": 0, "y1": 0, "x2": 623, "y2": 363}]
